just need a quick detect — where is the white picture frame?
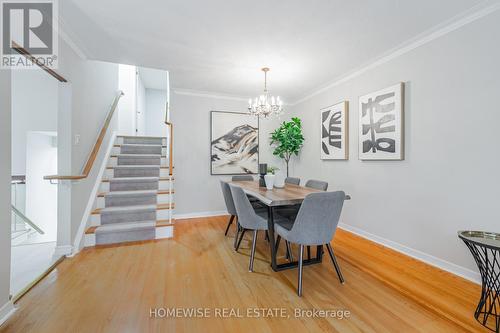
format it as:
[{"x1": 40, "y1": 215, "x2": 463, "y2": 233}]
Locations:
[
  {"x1": 320, "y1": 101, "x2": 349, "y2": 160},
  {"x1": 358, "y1": 83, "x2": 405, "y2": 160},
  {"x1": 210, "y1": 111, "x2": 259, "y2": 175}
]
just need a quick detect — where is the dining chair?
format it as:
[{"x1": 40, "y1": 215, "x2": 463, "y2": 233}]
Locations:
[
  {"x1": 232, "y1": 175, "x2": 254, "y2": 181},
  {"x1": 305, "y1": 179, "x2": 329, "y2": 191},
  {"x1": 229, "y1": 184, "x2": 270, "y2": 272},
  {"x1": 285, "y1": 177, "x2": 300, "y2": 185},
  {"x1": 277, "y1": 179, "x2": 329, "y2": 220},
  {"x1": 232, "y1": 175, "x2": 265, "y2": 209},
  {"x1": 274, "y1": 191, "x2": 346, "y2": 296},
  {"x1": 220, "y1": 181, "x2": 237, "y2": 237}
]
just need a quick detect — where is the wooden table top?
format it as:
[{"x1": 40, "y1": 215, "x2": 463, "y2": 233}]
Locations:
[{"x1": 229, "y1": 180, "x2": 332, "y2": 207}]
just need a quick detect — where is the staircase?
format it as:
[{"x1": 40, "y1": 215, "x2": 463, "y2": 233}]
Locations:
[{"x1": 84, "y1": 135, "x2": 174, "y2": 246}]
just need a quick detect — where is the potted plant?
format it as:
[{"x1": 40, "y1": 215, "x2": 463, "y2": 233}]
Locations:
[
  {"x1": 264, "y1": 166, "x2": 278, "y2": 190},
  {"x1": 270, "y1": 117, "x2": 305, "y2": 177}
]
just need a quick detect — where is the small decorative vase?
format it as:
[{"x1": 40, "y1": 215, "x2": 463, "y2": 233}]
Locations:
[
  {"x1": 264, "y1": 174, "x2": 275, "y2": 190},
  {"x1": 274, "y1": 171, "x2": 285, "y2": 188}
]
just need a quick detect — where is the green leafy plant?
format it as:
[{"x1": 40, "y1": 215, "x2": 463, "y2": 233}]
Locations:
[
  {"x1": 266, "y1": 166, "x2": 279, "y2": 175},
  {"x1": 270, "y1": 117, "x2": 305, "y2": 177}
]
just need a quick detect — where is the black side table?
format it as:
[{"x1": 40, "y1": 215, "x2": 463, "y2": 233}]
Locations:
[{"x1": 459, "y1": 231, "x2": 500, "y2": 332}]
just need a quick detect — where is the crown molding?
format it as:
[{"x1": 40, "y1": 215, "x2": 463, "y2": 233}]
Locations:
[
  {"x1": 57, "y1": 16, "x2": 90, "y2": 60},
  {"x1": 172, "y1": 88, "x2": 250, "y2": 102},
  {"x1": 291, "y1": 1, "x2": 500, "y2": 106}
]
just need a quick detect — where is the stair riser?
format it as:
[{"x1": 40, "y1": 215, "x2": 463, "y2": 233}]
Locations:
[
  {"x1": 108, "y1": 157, "x2": 167, "y2": 167},
  {"x1": 96, "y1": 193, "x2": 173, "y2": 209},
  {"x1": 121, "y1": 146, "x2": 162, "y2": 155},
  {"x1": 99, "y1": 180, "x2": 173, "y2": 192},
  {"x1": 105, "y1": 168, "x2": 169, "y2": 178},
  {"x1": 101, "y1": 210, "x2": 156, "y2": 225},
  {"x1": 84, "y1": 225, "x2": 173, "y2": 247},
  {"x1": 96, "y1": 228, "x2": 156, "y2": 245},
  {"x1": 91, "y1": 209, "x2": 172, "y2": 226},
  {"x1": 112, "y1": 147, "x2": 167, "y2": 155},
  {"x1": 116, "y1": 137, "x2": 166, "y2": 145}
]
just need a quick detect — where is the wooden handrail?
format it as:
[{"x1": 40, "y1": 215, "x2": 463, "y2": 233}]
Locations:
[
  {"x1": 44, "y1": 91, "x2": 124, "y2": 181},
  {"x1": 11, "y1": 41, "x2": 67, "y2": 83},
  {"x1": 165, "y1": 102, "x2": 173, "y2": 176}
]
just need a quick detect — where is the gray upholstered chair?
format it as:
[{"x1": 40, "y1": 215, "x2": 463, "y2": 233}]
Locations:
[
  {"x1": 305, "y1": 179, "x2": 328, "y2": 191},
  {"x1": 232, "y1": 175, "x2": 254, "y2": 181},
  {"x1": 229, "y1": 184, "x2": 269, "y2": 272},
  {"x1": 232, "y1": 175, "x2": 264, "y2": 209},
  {"x1": 285, "y1": 177, "x2": 300, "y2": 185},
  {"x1": 275, "y1": 191, "x2": 346, "y2": 296},
  {"x1": 220, "y1": 181, "x2": 237, "y2": 237}
]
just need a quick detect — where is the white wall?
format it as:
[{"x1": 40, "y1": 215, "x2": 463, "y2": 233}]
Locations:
[
  {"x1": 136, "y1": 74, "x2": 146, "y2": 135},
  {"x1": 118, "y1": 64, "x2": 137, "y2": 136},
  {"x1": 11, "y1": 69, "x2": 58, "y2": 175},
  {"x1": 286, "y1": 10, "x2": 500, "y2": 279},
  {"x1": 25, "y1": 132, "x2": 58, "y2": 242},
  {"x1": 171, "y1": 92, "x2": 279, "y2": 216},
  {"x1": 0, "y1": 70, "x2": 13, "y2": 322},
  {"x1": 56, "y1": 37, "x2": 119, "y2": 248},
  {"x1": 145, "y1": 89, "x2": 167, "y2": 137}
]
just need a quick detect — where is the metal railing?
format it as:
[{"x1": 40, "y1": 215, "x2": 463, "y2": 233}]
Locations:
[{"x1": 11, "y1": 204, "x2": 44, "y2": 236}]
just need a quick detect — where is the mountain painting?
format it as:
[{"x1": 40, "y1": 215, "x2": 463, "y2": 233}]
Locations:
[{"x1": 211, "y1": 111, "x2": 259, "y2": 175}]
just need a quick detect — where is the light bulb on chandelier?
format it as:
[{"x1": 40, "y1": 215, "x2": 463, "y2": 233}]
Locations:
[{"x1": 248, "y1": 67, "x2": 283, "y2": 118}]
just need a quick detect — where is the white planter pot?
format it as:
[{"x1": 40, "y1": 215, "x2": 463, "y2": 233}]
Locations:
[
  {"x1": 274, "y1": 171, "x2": 285, "y2": 188},
  {"x1": 264, "y1": 174, "x2": 275, "y2": 190}
]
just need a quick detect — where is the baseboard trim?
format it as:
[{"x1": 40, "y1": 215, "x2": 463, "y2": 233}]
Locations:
[
  {"x1": 0, "y1": 301, "x2": 15, "y2": 327},
  {"x1": 338, "y1": 223, "x2": 481, "y2": 284},
  {"x1": 72, "y1": 131, "x2": 117, "y2": 256},
  {"x1": 173, "y1": 210, "x2": 228, "y2": 220},
  {"x1": 53, "y1": 245, "x2": 73, "y2": 257}
]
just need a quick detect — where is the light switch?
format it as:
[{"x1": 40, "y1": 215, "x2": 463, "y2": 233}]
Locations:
[{"x1": 74, "y1": 134, "x2": 80, "y2": 145}]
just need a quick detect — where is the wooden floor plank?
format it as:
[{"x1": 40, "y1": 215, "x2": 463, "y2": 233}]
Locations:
[{"x1": 0, "y1": 216, "x2": 486, "y2": 333}]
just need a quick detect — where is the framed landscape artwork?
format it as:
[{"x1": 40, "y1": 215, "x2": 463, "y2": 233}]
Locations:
[
  {"x1": 320, "y1": 101, "x2": 349, "y2": 160},
  {"x1": 359, "y1": 83, "x2": 405, "y2": 160},
  {"x1": 210, "y1": 111, "x2": 259, "y2": 175}
]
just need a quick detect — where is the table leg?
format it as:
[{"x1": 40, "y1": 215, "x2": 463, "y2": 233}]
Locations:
[{"x1": 267, "y1": 206, "x2": 278, "y2": 271}]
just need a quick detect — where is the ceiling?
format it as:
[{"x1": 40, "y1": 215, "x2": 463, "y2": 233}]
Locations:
[
  {"x1": 61, "y1": 0, "x2": 487, "y2": 103},
  {"x1": 138, "y1": 67, "x2": 168, "y2": 91}
]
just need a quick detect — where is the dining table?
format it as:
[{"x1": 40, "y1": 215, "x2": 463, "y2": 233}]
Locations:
[{"x1": 229, "y1": 180, "x2": 351, "y2": 272}]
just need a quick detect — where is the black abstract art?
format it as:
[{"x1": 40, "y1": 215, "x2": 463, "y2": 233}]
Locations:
[
  {"x1": 321, "y1": 101, "x2": 348, "y2": 160},
  {"x1": 211, "y1": 111, "x2": 259, "y2": 175},
  {"x1": 359, "y1": 83, "x2": 404, "y2": 160}
]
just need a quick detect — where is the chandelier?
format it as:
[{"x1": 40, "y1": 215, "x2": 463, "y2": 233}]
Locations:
[{"x1": 248, "y1": 67, "x2": 283, "y2": 118}]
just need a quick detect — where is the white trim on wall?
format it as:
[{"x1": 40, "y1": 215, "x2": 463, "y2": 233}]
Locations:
[
  {"x1": 57, "y1": 17, "x2": 89, "y2": 60},
  {"x1": 70, "y1": 132, "x2": 117, "y2": 256},
  {"x1": 173, "y1": 210, "x2": 228, "y2": 220},
  {"x1": 292, "y1": 1, "x2": 500, "y2": 105},
  {"x1": 173, "y1": 88, "x2": 249, "y2": 102},
  {"x1": 0, "y1": 301, "x2": 15, "y2": 327},
  {"x1": 338, "y1": 223, "x2": 481, "y2": 284}
]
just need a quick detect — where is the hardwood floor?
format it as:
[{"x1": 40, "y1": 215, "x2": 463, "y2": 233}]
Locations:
[{"x1": 1, "y1": 215, "x2": 485, "y2": 332}]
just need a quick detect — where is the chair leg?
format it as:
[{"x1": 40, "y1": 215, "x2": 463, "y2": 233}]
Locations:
[
  {"x1": 286, "y1": 241, "x2": 294, "y2": 262},
  {"x1": 307, "y1": 246, "x2": 311, "y2": 260},
  {"x1": 265, "y1": 230, "x2": 269, "y2": 242},
  {"x1": 249, "y1": 230, "x2": 258, "y2": 272},
  {"x1": 233, "y1": 221, "x2": 240, "y2": 249},
  {"x1": 236, "y1": 229, "x2": 246, "y2": 251},
  {"x1": 224, "y1": 215, "x2": 235, "y2": 236},
  {"x1": 298, "y1": 244, "x2": 304, "y2": 296},
  {"x1": 326, "y1": 243, "x2": 345, "y2": 284}
]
